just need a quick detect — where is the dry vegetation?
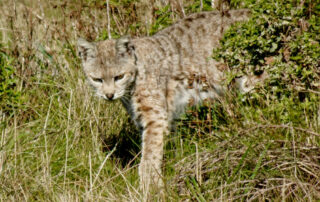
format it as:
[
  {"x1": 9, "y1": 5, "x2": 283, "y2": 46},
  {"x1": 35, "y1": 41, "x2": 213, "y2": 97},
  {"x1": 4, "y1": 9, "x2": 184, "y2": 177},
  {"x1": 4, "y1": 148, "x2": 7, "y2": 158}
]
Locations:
[{"x1": 1, "y1": 0, "x2": 320, "y2": 201}]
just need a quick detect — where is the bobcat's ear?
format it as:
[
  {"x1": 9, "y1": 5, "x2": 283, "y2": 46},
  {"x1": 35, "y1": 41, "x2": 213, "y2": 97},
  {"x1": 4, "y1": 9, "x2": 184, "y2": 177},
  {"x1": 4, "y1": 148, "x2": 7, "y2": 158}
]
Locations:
[
  {"x1": 116, "y1": 36, "x2": 135, "y2": 59},
  {"x1": 77, "y1": 38, "x2": 97, "y2": 62}
]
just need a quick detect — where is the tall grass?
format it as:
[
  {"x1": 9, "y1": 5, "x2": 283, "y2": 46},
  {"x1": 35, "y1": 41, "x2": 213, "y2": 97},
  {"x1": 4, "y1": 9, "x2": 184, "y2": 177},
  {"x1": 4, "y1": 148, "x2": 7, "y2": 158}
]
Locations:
[{"x1": 0, "y1": 0, "x2": 319, "y2": 201}]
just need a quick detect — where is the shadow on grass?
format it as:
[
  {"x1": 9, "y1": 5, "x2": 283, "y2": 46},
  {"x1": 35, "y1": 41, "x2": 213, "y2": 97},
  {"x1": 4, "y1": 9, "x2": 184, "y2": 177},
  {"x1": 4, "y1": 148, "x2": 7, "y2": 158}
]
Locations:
[{"x1": 100, "y1": 119, "x2": 141, "y2": 167}]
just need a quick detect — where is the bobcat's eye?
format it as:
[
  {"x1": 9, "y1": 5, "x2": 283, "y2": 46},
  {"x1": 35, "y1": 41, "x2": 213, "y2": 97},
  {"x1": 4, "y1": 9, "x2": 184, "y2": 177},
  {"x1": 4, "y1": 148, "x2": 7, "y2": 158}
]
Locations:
[
  {"x1": 114, "y1": 74, "x2": 124, "y2": 81},
  {"x1": 92, "y1": 78, "x2": 103, "y2": 83}
]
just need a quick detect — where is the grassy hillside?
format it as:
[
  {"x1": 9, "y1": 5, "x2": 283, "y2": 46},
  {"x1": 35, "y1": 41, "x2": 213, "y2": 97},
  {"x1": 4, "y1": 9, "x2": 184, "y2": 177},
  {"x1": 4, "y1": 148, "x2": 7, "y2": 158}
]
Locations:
[{"x1": 0, "y1": 0, "x2": 319, "y2": 201}]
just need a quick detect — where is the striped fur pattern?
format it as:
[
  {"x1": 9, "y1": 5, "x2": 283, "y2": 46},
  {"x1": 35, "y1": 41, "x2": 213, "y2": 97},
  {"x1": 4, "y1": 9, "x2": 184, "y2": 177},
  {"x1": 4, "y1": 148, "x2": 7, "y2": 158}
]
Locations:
[{"x1": 78, "y1": 9, "x2": 260, "y2": 191}]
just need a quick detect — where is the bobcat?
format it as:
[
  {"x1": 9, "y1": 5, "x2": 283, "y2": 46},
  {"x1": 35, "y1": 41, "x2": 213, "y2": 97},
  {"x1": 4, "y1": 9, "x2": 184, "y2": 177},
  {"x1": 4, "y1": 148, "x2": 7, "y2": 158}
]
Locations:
[{"x1": 77, "y1": 9, "x2": 261, "y2": 191}]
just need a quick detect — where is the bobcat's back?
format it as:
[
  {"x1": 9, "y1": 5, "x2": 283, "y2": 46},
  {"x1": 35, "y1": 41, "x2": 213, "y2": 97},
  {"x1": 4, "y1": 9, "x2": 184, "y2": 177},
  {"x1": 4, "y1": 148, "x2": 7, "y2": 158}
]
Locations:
[
  {"x1": 128, "y1": 9, "x2": 251, "y2": 80},
  {"x1": 157, "y1": 9, "x2": 251, "y2": 60}
]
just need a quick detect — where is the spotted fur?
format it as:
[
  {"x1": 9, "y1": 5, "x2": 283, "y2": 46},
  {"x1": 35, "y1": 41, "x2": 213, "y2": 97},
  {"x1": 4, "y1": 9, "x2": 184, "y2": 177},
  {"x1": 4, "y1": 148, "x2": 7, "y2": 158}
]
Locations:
[{"x1": 78, "y1": 9, "x2": 263, "y2": 191}]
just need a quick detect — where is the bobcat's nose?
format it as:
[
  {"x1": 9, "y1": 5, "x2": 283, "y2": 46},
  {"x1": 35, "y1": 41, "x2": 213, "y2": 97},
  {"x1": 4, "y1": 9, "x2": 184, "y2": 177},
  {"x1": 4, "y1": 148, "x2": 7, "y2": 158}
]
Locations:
[{"x1": 106, "y1": 93, "x2": 114, "y2": 100}]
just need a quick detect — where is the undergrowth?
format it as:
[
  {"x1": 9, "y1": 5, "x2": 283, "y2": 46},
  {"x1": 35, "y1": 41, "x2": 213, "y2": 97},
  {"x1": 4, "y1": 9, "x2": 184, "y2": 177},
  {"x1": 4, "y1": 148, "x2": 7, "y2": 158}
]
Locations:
[{"x1": 0, "y1": 49, "x2": 21, "y2": 115}]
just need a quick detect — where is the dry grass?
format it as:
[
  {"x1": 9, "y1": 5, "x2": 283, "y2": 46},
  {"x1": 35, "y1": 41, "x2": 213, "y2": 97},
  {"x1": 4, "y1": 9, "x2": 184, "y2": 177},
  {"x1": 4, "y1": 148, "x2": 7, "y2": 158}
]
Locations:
[{"x1": 174, "y1": 135, "x2": 320, "y2": 200}]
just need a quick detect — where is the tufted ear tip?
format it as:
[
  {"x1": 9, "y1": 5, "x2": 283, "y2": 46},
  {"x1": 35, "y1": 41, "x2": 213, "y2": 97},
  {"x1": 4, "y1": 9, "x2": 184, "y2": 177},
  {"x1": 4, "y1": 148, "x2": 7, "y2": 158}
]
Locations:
[
  {"x1": 116, "y1": 35, "x2": 131, "y2": 44},
  {"x1": 77, "y1": 37, "x2": 96, "y2": 62},
  {"x1": 77, "y1": 38, "x2": 93, "y2": 51},
  {"x1": 116, "y1": 35, "x2": 135, "y2": 58}
]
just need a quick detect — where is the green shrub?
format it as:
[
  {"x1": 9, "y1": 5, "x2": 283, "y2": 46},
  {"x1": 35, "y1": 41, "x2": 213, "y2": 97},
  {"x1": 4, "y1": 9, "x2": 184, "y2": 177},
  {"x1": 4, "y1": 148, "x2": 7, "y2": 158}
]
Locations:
[
  {"x1": 213, "y1": 0, "x2": 320, "y2": 97},
  {"x1": 0, "y1": 48, "x2": 21, "y2": 114}
]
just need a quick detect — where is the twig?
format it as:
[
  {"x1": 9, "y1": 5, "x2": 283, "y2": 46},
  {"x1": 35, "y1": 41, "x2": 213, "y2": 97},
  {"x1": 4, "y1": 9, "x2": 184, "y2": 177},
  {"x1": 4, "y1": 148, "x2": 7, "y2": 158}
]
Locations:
[
  {"x1": 106, "y1": 0, "x2": 111, "y2": 39},
  {"x1": 112, "y1": 13, "x2": 123, "y2": 35},
  {"x1": 92, "y1": 144, "x2": 117, "y2": 187},
  {"x1": 178, "y1": 0, "x2": 186, "y2": 17},
  {"x1": 212, "y1": 0, "x2": 215, "y2": 9}
]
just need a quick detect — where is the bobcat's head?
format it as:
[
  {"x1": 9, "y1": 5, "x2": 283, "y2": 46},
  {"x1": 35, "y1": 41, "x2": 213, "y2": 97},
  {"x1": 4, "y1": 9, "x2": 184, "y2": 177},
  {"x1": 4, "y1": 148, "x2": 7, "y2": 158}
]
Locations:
[{"x1": 77, "y1": 37, "x2": 137, "y2": 100}]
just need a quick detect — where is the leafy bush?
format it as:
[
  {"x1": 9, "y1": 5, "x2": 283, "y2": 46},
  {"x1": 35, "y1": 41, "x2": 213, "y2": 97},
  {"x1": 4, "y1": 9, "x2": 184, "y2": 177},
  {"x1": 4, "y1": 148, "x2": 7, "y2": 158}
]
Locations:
[{"x1": 213, "y1": 0, "x2": 320, "y2": 97}]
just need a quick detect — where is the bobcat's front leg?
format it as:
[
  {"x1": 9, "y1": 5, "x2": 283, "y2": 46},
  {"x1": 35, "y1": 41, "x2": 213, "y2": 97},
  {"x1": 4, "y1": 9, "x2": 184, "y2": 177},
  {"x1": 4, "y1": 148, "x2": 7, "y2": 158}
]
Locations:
[{"x1": 134, "y1": 95, "x2": 169, "y2": 191}]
